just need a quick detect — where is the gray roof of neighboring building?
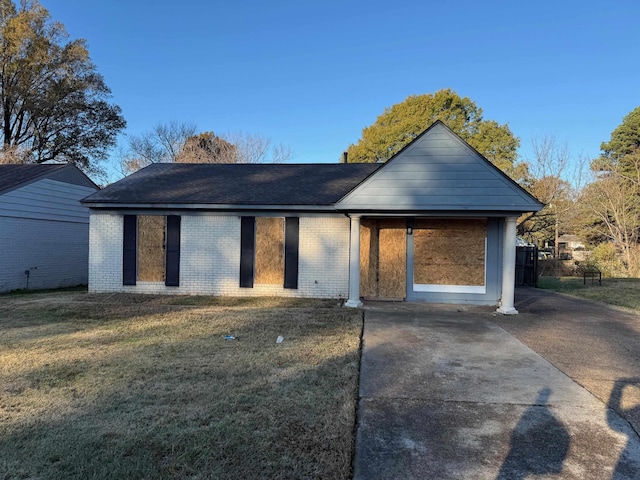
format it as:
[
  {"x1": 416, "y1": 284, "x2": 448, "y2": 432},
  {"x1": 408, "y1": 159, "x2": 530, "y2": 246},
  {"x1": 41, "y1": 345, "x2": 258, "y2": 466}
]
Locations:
[
  {"x1": 82, "y1": 163, "x2": 381, "y2": 206},
  {"x1": 0, "y1": 164, "x2": 68, "y2": 194}
]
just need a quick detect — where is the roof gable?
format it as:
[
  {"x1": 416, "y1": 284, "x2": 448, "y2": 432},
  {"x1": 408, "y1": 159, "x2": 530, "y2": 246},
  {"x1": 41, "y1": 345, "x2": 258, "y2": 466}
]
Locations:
[
  {"x1": 0, "y1": 164, "x2": 97, "y2": 195},
  {"x1": 0, "y1": 164, "x2": 67, "y2": 194},
  {"x1": 336, "y1": 121, "x2": 543, "y2": 213}
]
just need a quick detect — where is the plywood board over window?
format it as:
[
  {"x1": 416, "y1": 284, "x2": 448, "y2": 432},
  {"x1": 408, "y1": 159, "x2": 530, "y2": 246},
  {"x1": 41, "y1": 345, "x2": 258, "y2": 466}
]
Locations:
[
  {"x1": 414, "y1": 219, "x2": 486, "y2": 287},
  {"x1": 360, "y1": 219, "x2": 375, "y2": 298},
  {"x1": 255, "y1": 217, "x2": 285, "y2": 285},
  {"x1": 137, "y1": 215, "x2": 166, "y2": 282},
  {"x1": 360, "y1": 218, "x2": 406, "y2": 299}
]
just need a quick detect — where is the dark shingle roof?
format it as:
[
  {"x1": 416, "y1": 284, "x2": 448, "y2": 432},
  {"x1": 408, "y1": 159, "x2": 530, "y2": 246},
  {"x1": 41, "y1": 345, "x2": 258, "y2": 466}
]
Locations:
[
  {"x1": 82, "y1": 163, "x2": 380, "y2": 206},
  {"x1": 0, "y1": 164, "x2": 67, "y2": 194}
]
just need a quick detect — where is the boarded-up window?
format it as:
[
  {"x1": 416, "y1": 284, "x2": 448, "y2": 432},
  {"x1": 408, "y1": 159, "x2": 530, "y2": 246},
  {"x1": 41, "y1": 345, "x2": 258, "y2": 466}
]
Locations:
[
  {"x1": 137, "y1": 215, "x2": 166, "y2": 282},
  {"x1": 360, "y1": 219, "x2": 406, "y2": 299},
  {"x1": 360, "y1": 220, "x2": 375, "y2": 297},
  {"x1": 255, "y1": 217, "x2": 284, "y2": 285},
  {"x1": 414, "y1": 219, "x2": 486, "y2": 286}
]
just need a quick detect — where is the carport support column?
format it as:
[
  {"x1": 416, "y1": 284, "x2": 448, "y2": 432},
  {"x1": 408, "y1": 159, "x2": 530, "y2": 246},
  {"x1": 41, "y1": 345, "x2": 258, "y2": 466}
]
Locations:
[
  {"x1": 345, "y1": 215, "x2": 363, "y2": 308},
  {"x1": 497, "y1": 216, "x2": 518, "y2": 315}
]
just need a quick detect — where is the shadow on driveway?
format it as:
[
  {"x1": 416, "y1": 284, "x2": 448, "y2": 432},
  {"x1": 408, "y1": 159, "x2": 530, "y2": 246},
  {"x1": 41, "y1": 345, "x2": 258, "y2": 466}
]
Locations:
[{"x1": 353, "y1": 290, "x2": 640, "y2": 479}]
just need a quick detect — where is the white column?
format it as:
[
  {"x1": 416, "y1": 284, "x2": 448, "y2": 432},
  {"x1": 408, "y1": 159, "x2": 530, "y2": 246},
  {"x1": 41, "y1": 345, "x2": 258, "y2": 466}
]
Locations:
[
  {"x1": 345, "y1": 215, "x2": 363, "y2": 308},
  {"x1": 497, "y1": 216, "x2": 518, "y2": 315}
]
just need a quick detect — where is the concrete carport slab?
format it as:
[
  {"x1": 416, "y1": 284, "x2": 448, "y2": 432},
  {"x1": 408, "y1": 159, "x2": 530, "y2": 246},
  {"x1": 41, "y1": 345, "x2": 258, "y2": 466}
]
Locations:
[{"x1": 353, "y1": 302, "x2": 640, "y2": 480}]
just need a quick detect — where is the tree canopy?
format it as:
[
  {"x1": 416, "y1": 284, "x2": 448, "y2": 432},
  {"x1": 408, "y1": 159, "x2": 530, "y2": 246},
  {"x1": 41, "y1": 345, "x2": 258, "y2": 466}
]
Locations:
[
  {"x1": 577, "y1": 107, "x2": 640, "y2": 276},
  {"x1": 121, "y1": 121, "x2": 292, "y2": 175},
  {"x1": 0, "y1": 0, "x2": 125, "y2": 176},
  {"x1": 346, "y1": 89, "x2": 521, "y2": 177},
  {"x1": 178, "y1": 131, "x2": 237, "y2": 164},
  {"x1": 600, "y1": 106, "x2": 640, "y2": 161}
]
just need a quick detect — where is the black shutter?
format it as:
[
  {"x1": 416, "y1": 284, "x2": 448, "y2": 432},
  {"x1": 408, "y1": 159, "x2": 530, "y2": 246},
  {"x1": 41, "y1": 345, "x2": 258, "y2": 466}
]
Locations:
[
  {"x1": 284, "y1": 217, "x2": 299, "y2": 289},
  {"x1": 240, "y1": 216, "x2": 255, "y2": 288},
  {"x1": 123, "y1": 215, "x2": 137, "y2": 285},
  {"x1": 165, "y1": 215, "x2": 181, "y2": 287}
]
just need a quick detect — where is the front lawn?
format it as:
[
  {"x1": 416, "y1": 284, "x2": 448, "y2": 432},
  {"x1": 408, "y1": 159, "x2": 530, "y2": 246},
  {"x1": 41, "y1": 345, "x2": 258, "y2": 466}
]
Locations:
[
  {"x1": 537, "y1": 276, "x2": 640, "y2": 311},
  {"x1": 0, "y1": 293, "x2": 362, "y2": 479}
]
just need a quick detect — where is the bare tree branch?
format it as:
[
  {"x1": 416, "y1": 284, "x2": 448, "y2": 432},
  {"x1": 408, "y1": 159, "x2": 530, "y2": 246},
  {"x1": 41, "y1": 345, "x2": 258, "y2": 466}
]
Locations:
[{"x1": 121, "y1": 123, "x2": 293, "y2": 174}]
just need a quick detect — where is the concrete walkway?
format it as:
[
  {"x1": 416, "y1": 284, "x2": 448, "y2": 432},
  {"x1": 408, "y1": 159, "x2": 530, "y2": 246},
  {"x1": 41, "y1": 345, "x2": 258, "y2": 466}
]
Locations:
[{"x1": 353, "y1": 292, "x2": 640, "y2": 480}]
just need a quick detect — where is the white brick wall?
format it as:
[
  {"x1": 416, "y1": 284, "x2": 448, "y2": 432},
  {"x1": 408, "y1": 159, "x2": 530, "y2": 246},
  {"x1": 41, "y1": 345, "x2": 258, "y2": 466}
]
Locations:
[
  {"x1": 88, "y1": 213, "x2": 123, "y2": 292},
  {"x1": 89, "y1": 214, "x2": 351, "y2": 299}
]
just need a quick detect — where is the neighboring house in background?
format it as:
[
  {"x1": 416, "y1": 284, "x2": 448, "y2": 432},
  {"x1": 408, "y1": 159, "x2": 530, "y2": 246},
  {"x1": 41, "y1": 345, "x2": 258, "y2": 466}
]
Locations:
[
  {"x1": 82, "y1": 121, "x2": 542, "y2": 313},
  {"x1": 558, "y1": 234, "x2": 587, "y2": 261},
  {"x1": 0, "y1": 164, "x2": 98, "y2": 292}
]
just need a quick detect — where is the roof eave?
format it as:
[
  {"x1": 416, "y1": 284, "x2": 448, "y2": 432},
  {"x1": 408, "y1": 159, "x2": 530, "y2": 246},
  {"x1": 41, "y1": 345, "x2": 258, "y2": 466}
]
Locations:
[
  {"x1": 83, "y1": 202, "x2": 341, "y2": 212},
  {"x1": 335, "y1": 205, "x2": 543, "y2": 215},
  {"x1": 84, "y1": 201, "x2": 542, "y2": 218}
]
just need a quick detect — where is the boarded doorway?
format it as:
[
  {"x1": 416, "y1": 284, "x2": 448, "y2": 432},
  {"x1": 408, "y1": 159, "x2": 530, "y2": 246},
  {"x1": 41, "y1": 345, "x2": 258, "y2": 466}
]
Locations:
[{"x1": 360, "y1": 219, "x2": 407, "y2": 300}]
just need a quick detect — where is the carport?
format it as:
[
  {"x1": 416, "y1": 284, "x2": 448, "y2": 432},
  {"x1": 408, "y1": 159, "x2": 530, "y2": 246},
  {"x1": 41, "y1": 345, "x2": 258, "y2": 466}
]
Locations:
[{"x1": 338, "y1": 122, "x2": 542, "y2": 312}]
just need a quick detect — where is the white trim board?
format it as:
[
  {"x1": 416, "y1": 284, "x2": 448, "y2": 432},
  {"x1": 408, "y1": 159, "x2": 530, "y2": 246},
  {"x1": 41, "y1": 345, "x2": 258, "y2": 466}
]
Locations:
[{"x1": 413, "y1": 284, "x2": 486, "y2": 294}]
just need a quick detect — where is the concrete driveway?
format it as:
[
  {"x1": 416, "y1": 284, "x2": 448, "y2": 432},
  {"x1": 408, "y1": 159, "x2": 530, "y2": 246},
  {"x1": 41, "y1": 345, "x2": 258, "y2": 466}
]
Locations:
[{"x1": 353, "y1": 289, "x2": 640, "y2": 479}]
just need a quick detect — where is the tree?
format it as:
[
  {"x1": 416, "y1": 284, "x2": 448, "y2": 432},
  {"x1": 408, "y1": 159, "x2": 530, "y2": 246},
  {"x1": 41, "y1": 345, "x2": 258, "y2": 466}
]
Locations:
[
  {"x1": 121, "y1": 122, "x2": 292, "y2": 174},
  {"x1": 223, "y1": 131, "x2": 292, "y2": 164},
  {"x1": 579, "y1": 107, "x2": 640, "y2": 276},
  {"x1": 121, "y1": 121, "x2": 197, "y2": 173},
  {"x1": 0, "y1": 0, "x2": 125, "y2": 176},
  {"x1": 598, "y1": 106, "x2": 640, "y2": 168},
  {"x1": 517, "y1": 136, "x2": 580, "y2": 251},
  {"x1": 580, "y1": 151, "x2": 640, "y2": 276},
  {"x1": 177, "y1": 131, "x2": 237, "y2": 164},
  {"x1": 346, "y1": 89, "x2": 523, "y2": 178}
]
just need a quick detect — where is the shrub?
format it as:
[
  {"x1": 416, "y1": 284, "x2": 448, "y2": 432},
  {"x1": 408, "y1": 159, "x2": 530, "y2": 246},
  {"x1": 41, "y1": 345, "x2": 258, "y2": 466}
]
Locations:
[{"x1": 589, "y1": 243, "x2": 627, "y2": 278}]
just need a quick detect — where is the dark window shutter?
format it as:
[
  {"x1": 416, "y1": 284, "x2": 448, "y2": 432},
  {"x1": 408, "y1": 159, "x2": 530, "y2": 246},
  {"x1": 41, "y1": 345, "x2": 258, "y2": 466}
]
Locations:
[
  {"x1": 240, "y1": 216, "x2": 255, "y2": 288},
  {"x1": 165, "y1": 215, "x2": 181, "y2": 287},
  {"x1": 284, "y1": 217, "x2": 299, "y2": 289},
  {"x1": 123, "y1": 215, "x2": 137, "y2": 285}
]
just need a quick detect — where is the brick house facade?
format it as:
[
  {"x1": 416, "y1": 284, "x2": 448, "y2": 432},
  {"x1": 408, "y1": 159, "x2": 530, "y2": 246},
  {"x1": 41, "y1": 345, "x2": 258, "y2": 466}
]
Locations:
[
  {"x1": 89, "y1": 214, "x2": 350, "y2": 298},
  {"x1": 83, "y1": 122, "x2": 542, "y2": 312}
]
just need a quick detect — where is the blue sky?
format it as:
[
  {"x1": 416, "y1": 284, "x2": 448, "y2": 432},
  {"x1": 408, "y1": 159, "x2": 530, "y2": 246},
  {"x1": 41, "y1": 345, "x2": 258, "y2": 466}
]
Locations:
[{"x1": 47, "y1": 1, "x2": 639, "y2": 180}]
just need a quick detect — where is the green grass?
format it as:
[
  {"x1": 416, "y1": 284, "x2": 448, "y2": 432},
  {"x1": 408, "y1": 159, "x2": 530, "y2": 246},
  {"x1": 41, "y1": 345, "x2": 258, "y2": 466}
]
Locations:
[
  {"x1": 538, "y1": 276, "x2": 640, "y2": 311},
  {"x1": 0, "y1": 293, "x2": 362, "y2": 479}
]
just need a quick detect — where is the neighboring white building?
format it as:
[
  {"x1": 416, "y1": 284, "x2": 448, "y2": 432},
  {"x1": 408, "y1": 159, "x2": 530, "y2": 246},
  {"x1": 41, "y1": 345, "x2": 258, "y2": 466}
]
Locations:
[
  {"x1": 0, "y1": 164, "x2": 98, "y2": 292},
  {"x1": 558, "y1": 234, "x2": 587, "y2": 260},
  {"x1": 82, "y1": 122, "x2": 543, "y2": 312}
]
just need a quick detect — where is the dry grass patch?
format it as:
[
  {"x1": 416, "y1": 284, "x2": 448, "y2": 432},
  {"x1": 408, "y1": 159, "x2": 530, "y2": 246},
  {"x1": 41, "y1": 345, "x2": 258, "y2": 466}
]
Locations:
[{"x1": 0, "y1": 293, "x2": 362, "y2": 479}]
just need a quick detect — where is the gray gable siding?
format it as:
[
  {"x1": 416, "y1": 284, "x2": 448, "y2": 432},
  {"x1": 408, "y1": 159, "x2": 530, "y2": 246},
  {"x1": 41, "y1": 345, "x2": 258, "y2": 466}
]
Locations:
[
  {"x1": 0, "y1": 179, "x2": 96, "y2": 223},
  {"x1": 0, "y1": 164, "x2": 66, "y2": 194},
  {"x1": 46, "y1": 166, "x2": 99, "y2": 189},
  {"x1": 336, "y1": 122, "x2": 542, "y2": 213},
  {"x1": 0, "y1": 173, "x2": 96, "y2": 292},
  {"x1": 0, "y1": 216, "x2": 90, "y2": 292}
]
